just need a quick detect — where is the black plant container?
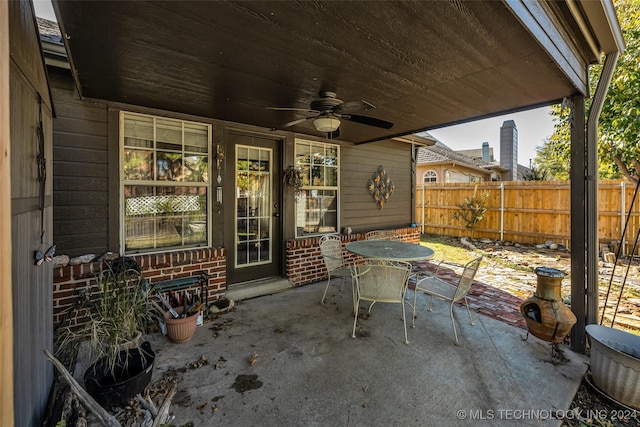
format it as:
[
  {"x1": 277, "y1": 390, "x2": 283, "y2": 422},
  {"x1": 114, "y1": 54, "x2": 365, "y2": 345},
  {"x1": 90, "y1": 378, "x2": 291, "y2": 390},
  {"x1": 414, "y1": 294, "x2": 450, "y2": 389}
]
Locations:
[{"x1": 84, "y1": 341, "x2": 155, "y2": 408}]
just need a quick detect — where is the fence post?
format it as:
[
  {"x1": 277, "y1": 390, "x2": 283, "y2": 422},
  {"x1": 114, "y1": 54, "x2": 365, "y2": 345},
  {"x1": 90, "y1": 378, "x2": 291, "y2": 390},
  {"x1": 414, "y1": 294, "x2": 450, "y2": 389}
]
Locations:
[
  {"x1": 421, "y1": 184, "x2": 425, "y2": 234},
  {"x1": 620, "y1": 181, "x2": 626, "y2": 255},
  {"x1": 500, "y1": 182, "x2": 504, "y2": 242}
]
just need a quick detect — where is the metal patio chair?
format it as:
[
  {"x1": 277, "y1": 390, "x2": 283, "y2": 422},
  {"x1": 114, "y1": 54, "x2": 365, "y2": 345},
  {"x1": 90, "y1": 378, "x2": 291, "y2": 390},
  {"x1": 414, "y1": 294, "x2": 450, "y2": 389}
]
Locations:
[
  {"x1": 351, "y1": 259, "x2": 412, "y2": 344},
  {"x1": 412, "y1": 256, "x2": 482, "y2": 345},
  {"x1": 319, "y1": 234, "x2": 354, "y2": 305}
]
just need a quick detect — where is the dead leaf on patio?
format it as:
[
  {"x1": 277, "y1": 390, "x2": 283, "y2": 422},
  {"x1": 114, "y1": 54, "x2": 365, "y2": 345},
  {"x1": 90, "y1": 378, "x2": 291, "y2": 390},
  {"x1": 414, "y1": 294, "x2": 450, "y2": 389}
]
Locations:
[
  {"x1": 209, "y1": 318, "x2": 234, "y2": 334},
  {"x1": 211, "y1": 404, "x2": 219, "y2": 413},
  {"x1": 197, "y1": 402, "x2": 207, "y2": 411},
  {"x1": 214, "y1": 356, "x2": 226, "y2": 370},
  {"x1": 274, "y1": 327, "x2": 285, "y2": 333},
  {"x1": 248, "y1": 352, "x2": 258, "y2": 365},
  {"x1": 188, "y1": 355, "x2": 209, "y2": 369}
]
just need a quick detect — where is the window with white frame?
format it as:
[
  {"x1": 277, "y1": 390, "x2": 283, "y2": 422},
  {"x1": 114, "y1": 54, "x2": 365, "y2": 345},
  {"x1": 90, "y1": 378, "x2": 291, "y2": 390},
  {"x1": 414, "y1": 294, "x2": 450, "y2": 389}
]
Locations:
[
  {"x1": 120, "y1": 112, "x2": 211, "y2": 253},
  {"x1": 294, "y1": 139, "x2": 339, "y2": 237},
  {"x1": 423, "y1": 170, "x2": 437, "y2": 184}
]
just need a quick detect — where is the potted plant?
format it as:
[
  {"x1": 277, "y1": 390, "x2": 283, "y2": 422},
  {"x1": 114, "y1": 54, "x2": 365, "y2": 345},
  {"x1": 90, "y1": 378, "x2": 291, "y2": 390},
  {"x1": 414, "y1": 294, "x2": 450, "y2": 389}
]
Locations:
[
  {"x1": 54, "y1": 257, "x2": 158, "y2": 407},
  {"x1": 283, "y1": 165, "x2": 304, "y2": 199},
  {"x1": 163, "y1": 305, "x2": 200, "y2": 343}
]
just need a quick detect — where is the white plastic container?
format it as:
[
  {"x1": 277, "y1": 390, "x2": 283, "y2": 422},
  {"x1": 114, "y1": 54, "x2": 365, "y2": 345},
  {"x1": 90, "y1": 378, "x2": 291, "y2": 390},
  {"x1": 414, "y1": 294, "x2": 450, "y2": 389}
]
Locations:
[{"x1": 586, "y1": 324, "x2": 640, "y2": 409}]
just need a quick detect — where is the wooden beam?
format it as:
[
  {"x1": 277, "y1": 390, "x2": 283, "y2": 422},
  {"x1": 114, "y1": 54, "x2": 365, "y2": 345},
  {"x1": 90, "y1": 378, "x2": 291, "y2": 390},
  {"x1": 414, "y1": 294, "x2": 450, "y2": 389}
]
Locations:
[
  {"x1": 0, "y1": 1, "x2": 14, "y2": 423},
  {"x1": 570, "y1": 95, "x2": 587, "y2": 352}
]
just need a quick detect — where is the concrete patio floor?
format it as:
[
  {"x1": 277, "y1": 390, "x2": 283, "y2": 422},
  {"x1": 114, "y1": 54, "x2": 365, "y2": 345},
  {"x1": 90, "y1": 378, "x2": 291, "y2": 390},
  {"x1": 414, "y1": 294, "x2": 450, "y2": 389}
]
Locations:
[{"x1": 146, "y1": 280, "x2": 588, "y2": 426}]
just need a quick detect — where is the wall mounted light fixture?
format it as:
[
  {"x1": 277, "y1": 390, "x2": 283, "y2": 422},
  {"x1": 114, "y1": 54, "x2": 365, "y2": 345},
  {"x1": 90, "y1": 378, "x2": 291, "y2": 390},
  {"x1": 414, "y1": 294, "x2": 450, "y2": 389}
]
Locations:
[
  {"x1": 216, "y1": 145, "x2": 225, "y2": 177},
  {"x1": 216, "y1": 145, "x2": 224, "y2": 203}
]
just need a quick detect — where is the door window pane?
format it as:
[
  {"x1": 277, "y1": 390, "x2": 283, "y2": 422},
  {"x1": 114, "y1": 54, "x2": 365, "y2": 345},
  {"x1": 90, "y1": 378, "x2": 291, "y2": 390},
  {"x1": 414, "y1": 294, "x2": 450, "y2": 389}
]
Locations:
[{"x1": 236, "y1": 145, "x2": 272, "y2": 267}]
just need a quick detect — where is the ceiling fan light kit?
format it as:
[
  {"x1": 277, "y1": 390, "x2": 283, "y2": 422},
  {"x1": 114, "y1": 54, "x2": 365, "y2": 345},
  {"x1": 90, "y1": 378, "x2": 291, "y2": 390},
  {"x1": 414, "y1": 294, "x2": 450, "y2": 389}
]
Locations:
[
  {"x1": 268, "y1": 91, "x2": 393, "y2": 136},
  {"x1": 313, "y1": 116, "x2": 341, "y2": 132}
]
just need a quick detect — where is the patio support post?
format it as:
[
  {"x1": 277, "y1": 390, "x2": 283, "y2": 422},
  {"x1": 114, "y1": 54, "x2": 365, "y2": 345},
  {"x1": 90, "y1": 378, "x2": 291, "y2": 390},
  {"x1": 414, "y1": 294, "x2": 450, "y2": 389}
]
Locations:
[
  {"x1": 570, "y1": 95, "x2": 587, "y2": 353},
  {"x1": 500, "y1": 183, "x2": 505, "y2": 242},
  {"x1": 586, "y1": 52, "x2": 620, "y2": 328},
  {"x1": 0, "y1": 2, "x2": 14, "y2": 422},
  {"x1": 411, "y1": 144, "x2": 418, "y2": 228},
  {"x1": 620, "y1": 181, "x2": 626, "y2": 256}
]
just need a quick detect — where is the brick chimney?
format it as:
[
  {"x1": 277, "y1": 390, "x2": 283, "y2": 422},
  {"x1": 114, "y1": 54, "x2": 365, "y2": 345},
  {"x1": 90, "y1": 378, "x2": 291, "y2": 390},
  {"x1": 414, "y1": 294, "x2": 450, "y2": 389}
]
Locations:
[{"x1": 500, "y1": 120, "x2": 518, "y2": 181}]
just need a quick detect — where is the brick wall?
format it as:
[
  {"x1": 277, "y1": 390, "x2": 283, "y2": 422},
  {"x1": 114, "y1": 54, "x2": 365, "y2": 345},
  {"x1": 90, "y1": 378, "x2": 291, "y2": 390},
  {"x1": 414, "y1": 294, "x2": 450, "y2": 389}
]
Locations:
[
  {"x1": 286, "y1": 227, "x2": 420, "y2": 286},
  {"x1": 53, "y1": 228, "x2": 421, "y2": 327},
  {"x1": 52, "y1": 248, "x2": 226, "y2": 328}
]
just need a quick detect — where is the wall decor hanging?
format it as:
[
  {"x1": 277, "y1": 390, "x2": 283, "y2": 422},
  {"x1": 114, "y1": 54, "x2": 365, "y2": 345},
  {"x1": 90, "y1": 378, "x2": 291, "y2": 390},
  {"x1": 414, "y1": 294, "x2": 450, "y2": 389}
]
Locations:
[{"x1": 367, "y1": 165, "x2": 394, "y2": 209}]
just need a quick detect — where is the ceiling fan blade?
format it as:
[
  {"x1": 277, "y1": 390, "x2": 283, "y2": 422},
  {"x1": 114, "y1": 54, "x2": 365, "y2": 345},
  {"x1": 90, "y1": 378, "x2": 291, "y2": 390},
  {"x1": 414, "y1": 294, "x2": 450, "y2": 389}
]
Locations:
[
  {"x1": 343, "y1": 114, "x2": 394, "y2": 129},
  {"x1": 338, "y1": 100, "x2": 375, "y2": 114},
  {"x1": 272, "y1": 116, "x2": 314, "y2": 130},
  {"x1": 266, "y1": 107, "x2": 319, "y2": 114}
]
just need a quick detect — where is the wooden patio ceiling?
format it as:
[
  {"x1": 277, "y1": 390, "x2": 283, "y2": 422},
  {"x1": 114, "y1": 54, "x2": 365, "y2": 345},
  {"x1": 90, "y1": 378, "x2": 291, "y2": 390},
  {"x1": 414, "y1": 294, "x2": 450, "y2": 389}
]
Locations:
[{"x1": 52, "y1": 1, "x2": 598, "y2": 144}]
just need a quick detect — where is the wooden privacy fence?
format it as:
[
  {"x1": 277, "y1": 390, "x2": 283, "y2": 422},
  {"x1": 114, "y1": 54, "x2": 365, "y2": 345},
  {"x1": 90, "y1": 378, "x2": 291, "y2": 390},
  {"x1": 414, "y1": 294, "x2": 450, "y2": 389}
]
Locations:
[{"x1": 416, "y1": 180, "x2": 640, "y2": 250}]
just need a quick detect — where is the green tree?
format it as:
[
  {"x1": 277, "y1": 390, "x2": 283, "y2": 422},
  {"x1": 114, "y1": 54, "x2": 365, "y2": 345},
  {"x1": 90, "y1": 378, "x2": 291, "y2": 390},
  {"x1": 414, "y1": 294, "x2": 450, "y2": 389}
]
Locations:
[
  {"x1": 534, "y1": 105, "x2": 572, "y2": 180},
  {"x1": 536, "y1": 0, "x2": 640, "y2": 179},
  {"x1": 521, "y1": 164, "x2": 550, "y2": 181}
]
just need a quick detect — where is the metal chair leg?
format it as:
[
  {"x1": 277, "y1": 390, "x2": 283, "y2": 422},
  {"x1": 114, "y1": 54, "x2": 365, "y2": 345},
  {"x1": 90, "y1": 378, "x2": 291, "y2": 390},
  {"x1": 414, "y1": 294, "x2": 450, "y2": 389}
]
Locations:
[
  {"x1": 464, "y1": 296, "x2": 475, "y2": 326},
  {"x1": 411, "y1": 287, "x2": 419, "y2": 327},
  {"x1": 351, "y1": 297, "x2": 360, "y2": 338},
  {"x1": 450, "y1": 303, "x2": 460, "y2": 345},
  {"x1": 320, "y1": 275, "x2": 332, "y2": 304},
  {"x1": 401, "y1": 299, "x2": 409, "y2": 344}
]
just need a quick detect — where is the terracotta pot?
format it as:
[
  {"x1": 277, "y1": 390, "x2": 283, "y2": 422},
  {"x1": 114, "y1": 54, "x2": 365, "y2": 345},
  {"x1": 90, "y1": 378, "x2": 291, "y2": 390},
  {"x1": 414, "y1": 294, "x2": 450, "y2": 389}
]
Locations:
[
  {"x1": 164, "y1": 307, "x2": 198, "y2": 343},
  {"x1": 520, "y1": 267, "x2": 577, "y2": 343}
]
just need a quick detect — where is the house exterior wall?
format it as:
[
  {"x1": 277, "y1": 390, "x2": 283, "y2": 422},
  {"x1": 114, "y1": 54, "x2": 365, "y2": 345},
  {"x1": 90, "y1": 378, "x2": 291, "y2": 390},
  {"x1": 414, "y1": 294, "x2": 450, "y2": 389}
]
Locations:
[
  {"x1": 48, "y1": 68, "x2": 417, "y2": 259},
  {"x1": 9, "y1": 1, "x2": 54, "y2": 424},
  {"x1": 416, "y1": 163, "x2": 491, "y2": 186},
  {"x1": 340, "y1": 140, "x2": 414, "y2": 232},
  {"x1": 47, "y1": 67, "x2": 418, "y2": 316},
  {"x1": 50, "y1": 68, "x2": 110, "y2": 256}
]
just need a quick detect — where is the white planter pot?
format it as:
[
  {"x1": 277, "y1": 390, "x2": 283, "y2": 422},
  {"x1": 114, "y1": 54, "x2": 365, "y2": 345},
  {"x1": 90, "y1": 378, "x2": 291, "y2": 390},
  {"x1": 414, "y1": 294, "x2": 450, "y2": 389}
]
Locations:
[{"x1": 586, "y1": 324, "x2": 640, "y2": 410}]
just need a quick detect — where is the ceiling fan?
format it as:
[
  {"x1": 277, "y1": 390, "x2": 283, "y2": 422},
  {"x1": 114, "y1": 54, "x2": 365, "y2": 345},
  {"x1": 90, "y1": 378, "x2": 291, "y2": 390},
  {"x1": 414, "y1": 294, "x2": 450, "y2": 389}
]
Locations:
[{"x1": 268, "y1": 91, "x2": 394, "y2": 137}]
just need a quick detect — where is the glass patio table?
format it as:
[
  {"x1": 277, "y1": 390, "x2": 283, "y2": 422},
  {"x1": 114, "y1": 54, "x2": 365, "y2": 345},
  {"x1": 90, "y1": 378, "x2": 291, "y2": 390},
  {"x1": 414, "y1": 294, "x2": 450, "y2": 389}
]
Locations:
[{"x1": 345, "y1": 240, "x2": 434, "y2": 261}]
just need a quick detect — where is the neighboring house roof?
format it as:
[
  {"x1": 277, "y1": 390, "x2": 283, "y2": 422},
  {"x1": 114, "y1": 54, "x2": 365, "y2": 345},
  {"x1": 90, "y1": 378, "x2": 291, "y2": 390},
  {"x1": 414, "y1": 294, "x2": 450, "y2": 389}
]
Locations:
[
  {"x1": 37, "y1": 17, "x2": 62, "y2": 44},
  {"x1": 457, "y1": 147, "x2": 494, "y2": 162},
  {"x1": 393, "y1": 133, "x2": 436, "y2": 147},
  {"x1": 37, "y1": 18, "x2": 69, "y2": 70},
  {"x1": 517, "y1": 163, "x2": 531, "y2": 179},
  {"x1": 417, "y1": 140, "x2": 497, "y2": 175}
]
